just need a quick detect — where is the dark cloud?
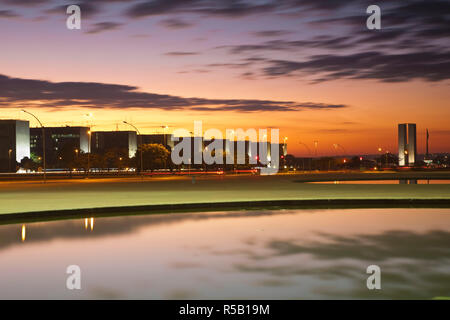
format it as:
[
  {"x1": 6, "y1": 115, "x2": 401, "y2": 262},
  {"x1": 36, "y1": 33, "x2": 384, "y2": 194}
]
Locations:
[
  {"x1": 86, "y1": 22, "x2": 123, "y2": 34},
  {"x1": 284, "y1": 0, "x2": 370, "y2": 11},
  {"x1": 0, "y1": 74, "x2": 348, "y2": 112},
  {"x1": 46, "y1": 3, "x2": 101, "y2": 19},
  {"x1": 126, "y1": 0, "x2": 197, "y2": 17},
  {"x1": 193, "y1": 2, "x2": 276, "y2": 18},
  {"x1": 190, "y1": 102, "x2": 347, "y2": 112},
  {"x1": 208, "y1": 1, "x2": 449, "y2": 83},
  {"x1": 159, "y1": 18, "x2": 193, "y2": 29},
  {"x1": 124, "y1": 0, "x2": 374, "y2": 19},
  {"x1": 0, "y1": 9, "x2": 19, "y2": 18},
  {"x1": 126, "y1": 0, "x2": 277, "y2": 18},
  {"x1": 164, "y1": 51, "x2": 199, "y2": 56},
  {"x1": 204, "y1": 1, "x2": 448, "y2": 84},
  {"x1": 264, "y1": 51, "x2": 450, "y2": 82},
  {"x1": 309, "y1": 1, "x2": 450, "y2": 48},
  {"x1": 383, "y1": 0, "x2": 450, "y2": 26},
  {"x1": 207, "y1": 62, "x2": 254, "y2": 69},
  {"x1": 220, "y1": 36, "x2": 358, "y2": 55},
  {"x1": 84, "y1": 0, "x2": 136, "y2": 2},
  {"x1": 252, "y1": 30, "x2": 293, "y2": 38},
  {"x1": 0, "y1": 0, "x2": 50, "y2": 6}
]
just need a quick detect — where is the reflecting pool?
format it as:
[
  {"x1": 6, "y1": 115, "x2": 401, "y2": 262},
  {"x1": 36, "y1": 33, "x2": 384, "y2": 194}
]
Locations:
[{"x1": 0, "y1": 208, "x2": 449, "y2": 299}]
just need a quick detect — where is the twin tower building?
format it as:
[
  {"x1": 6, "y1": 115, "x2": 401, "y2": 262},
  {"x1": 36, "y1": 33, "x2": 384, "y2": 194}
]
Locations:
[{"x1": 398, "y1": 123, "x2": 417, "y2": 167}]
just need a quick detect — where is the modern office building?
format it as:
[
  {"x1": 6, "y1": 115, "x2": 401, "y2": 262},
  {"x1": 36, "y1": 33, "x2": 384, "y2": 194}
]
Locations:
[
  {"x1": 174, "y1": 137, "x2": 287, "y2": 166},
  {"x1": 91, "y1": 131, "x2": 137, "y2": 158},
  {"x1": 398, "y1": 123, "x2": 417, "y2": 166},
  {"x1": 30, "y1": 126, "x2": 90, "y2": 166},
  {"x1": 0, "y1": 120, "x2": 30, "y2": 172},
  {"x1": 398, "y1": 124, "x2": 407, "y2": 166}
]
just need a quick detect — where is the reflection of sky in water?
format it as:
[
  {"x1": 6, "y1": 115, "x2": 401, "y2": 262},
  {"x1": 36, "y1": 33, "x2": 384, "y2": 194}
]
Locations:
[{"x1": 0, "y1": 209, "x2": 449, "y2": 299}]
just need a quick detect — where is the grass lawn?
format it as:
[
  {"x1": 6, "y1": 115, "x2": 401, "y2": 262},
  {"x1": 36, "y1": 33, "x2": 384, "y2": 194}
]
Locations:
[{"x1": 1, "y1": 173, "x2": 450, "y2": 215}]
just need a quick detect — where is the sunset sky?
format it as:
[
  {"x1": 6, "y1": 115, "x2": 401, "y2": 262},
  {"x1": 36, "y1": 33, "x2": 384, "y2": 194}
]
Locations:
[{"x1": 1, "y1": 0, "x2": 449, "y2": 156}]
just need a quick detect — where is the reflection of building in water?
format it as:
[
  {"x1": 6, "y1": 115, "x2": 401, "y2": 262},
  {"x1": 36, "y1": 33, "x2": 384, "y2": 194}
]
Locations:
[
  {"x1": 398, "y1": 123, "x2": 417, "y2": 166},
  {"x1": 21, "y1": 224, "x2": 26, "y2": 242},
  {"x1": 84, "y1": 218, "x2": 95, "y2": 231}
]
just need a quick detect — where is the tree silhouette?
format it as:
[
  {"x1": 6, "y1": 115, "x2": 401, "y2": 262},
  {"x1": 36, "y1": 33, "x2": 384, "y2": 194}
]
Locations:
[{"x1": 139, "y1": 144, "x2": 170, "y2": 171}]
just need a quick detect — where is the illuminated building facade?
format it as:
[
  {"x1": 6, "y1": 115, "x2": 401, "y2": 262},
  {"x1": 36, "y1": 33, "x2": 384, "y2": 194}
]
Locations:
[
  {"x1": 0, "y1": 120, "x2": 30, "y2": 172},
  {"x1": 398, "y1": 123, "x2": 417, "y2": 166}
]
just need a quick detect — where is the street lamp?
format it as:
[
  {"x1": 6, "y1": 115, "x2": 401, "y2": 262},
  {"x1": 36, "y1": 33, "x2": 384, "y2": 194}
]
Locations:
[
  {"x1": 87, "y1": 130, "x2": 91, "y2": 178},
  {"x1": 8, "y1": 149, "x2": 12, "y2": 172},
  {"x1": 283, "y1": 137, "x2": 288, "y2": 154},
  {"x1": 21, "y1": 109, "x2": 46, "y2": 182},
  {"x1": 298, "y1": 142, "x2": 312, "y2": 171},
  {"x1": 377, "y1": 147, "x2": 383, "y2": 167},
  {"x1": 162, "y1": 125, "x2": 169, "y2": 146},
  {"x1": 123, "y1": 121, "x2": 143, "y2": 178},
  {"x1": 282, "y1": 137, "x2": 288, "y2": 170}
]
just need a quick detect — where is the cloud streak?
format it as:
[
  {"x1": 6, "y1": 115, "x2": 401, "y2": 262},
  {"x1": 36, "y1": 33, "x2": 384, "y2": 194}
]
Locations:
[
  {"x1": 86, "y1": 22, "x2": 123, "y2": 34},
  {"x1": 205, "y1": 1, "x2": 450, "y2": 83},
  {"x1": 0, "y1": 74, "x2": 348, "y2": 112},
  {"x1": 159, "y1": 18, "x2": 193, "y2": 29},
  {"x1": 164, "y1": 51, "x2": 199, "y2": 56},
  {"x1": 264, "y1": 51, "x2": 450, "y2": 82},
  {"x1": 126, "y1": 0, "x2": 277, "y2": 18},
  {"x1": 0, "y1": 9, "x2": 19, "y2": 18}
]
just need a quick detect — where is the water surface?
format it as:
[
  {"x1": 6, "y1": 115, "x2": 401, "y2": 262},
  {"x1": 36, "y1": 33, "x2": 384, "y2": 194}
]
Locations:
[{"x1": 0, "y1": 208, "x2": 449, "y2": 299}]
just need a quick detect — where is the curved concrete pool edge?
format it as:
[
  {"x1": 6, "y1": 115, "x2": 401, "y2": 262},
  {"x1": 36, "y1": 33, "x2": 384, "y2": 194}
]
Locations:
[{"x1": 2, "y1": 198, "x2": 450, "y2": 224}]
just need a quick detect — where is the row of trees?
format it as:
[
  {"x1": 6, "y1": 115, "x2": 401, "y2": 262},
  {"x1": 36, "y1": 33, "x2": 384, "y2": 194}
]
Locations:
[
  {"x1": 17, "y1": 143, "x2": 276, "y2": 173},
  {"x1": 19, "y1": 144, "x2": 171, "y2": 173}
]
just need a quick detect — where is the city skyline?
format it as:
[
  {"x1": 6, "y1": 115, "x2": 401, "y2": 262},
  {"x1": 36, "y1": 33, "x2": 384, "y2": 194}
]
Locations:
[
  {"x1": 1, "y1": 1, "x2": 450, "y2": 304},
  {"x1": 1, "y1": 0, "x2": 449, "y2": 156}
]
